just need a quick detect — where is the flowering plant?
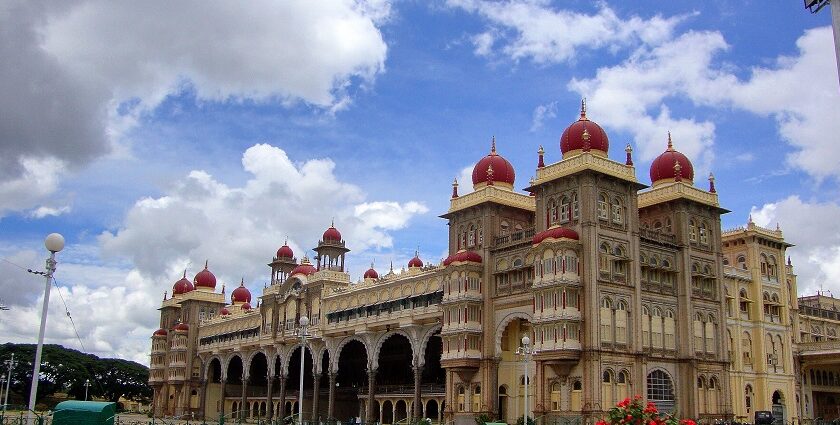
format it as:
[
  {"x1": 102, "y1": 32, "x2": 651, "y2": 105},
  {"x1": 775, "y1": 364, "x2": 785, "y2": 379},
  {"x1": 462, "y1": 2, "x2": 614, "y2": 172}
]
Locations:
[{"x1": 596, "y1": 396, "x2": 695, "y2": 425}]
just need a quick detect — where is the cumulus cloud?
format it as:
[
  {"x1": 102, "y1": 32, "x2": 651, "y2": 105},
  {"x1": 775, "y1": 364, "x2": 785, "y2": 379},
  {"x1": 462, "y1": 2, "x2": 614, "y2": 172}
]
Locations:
[
  {"x1": 531, "y1": 101, "x2": 558, "y2": 131},
  {"x1": 569, "y1": 27, "x2": 839, "y2": 181},
  {"x1": 0, "y1": 0, "x2": 391, "y2": 216},
  {"x1": 99, "y1": 144, "x2": 428, "y2": 284},
  {"x1": 447, "y1": 0, "x2": 686, "y2": 63},
  {"x1": 750, "y1": 196, "x2": 840, "y2": 297}
]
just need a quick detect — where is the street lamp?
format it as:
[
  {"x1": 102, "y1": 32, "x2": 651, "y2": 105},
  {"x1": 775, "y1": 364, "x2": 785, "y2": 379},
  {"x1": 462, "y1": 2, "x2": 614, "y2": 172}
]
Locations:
[
  {"x1": 3, "y1": 353, "x2": 15, "y2": 412},
  {"x1": 27, "y1": 233, "x2": 64, "y2": 425},
  {"x1": 84, "y1": 379, "x2": 90, "y2": 401},
  {"x1": 515, "y1": 335, "x2": 537, "y2": 425},
  {"x1": 298, "y1": 316, "x2": 309, "y2": 425}
]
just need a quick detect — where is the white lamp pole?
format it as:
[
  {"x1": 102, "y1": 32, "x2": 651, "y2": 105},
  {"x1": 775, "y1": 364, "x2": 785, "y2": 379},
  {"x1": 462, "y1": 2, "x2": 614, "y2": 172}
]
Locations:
[
  {"x1": 84, "y1": 379, "x2": 90, "y2": 401},
  {"x1": 27, "y1": 233, "x2": 64, "y2": 425},
  {"x1": 3, "y1": 353, "x2": 14, "y2": 411},
  {"x1": 516, "y1": 335, "x2": 535, "y2": 425},
  {"x1": 298, "y1": 316, "x2": 309, "y2": 425}
]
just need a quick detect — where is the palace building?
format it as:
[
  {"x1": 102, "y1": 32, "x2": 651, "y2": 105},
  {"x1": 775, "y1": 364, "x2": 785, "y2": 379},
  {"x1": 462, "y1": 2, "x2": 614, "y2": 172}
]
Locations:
[{"x1": 148, "y1": 102, "x2": 840, "y2": 424}]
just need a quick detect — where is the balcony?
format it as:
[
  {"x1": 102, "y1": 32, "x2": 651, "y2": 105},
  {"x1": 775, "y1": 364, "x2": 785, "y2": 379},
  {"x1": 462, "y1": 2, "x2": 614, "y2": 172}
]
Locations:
[
  {"x1": 533, "y1": 308, "x2": 582, "y2": 323},
  {"x1": 493, "y1": 228, "x2": 536, "y2": 250},
  {"x1": 442, "y1": 321, "x2": 482, "y2": 334},
  {"x1": 639, "y1": 228, "x2": 678, "y2": 245}
]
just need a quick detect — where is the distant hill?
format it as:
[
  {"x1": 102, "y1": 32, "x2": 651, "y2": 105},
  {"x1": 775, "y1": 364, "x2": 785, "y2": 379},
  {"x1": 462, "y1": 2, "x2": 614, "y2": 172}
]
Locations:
[{"x1": 0, "y1": 343, "x2": 151, "y2": 409}]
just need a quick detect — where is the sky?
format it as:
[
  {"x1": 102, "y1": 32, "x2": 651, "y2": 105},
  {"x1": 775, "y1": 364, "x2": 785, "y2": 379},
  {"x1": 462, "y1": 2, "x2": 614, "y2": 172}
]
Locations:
[{"x1": 0, "y1": 0, "x2": 838, "y2": 365}]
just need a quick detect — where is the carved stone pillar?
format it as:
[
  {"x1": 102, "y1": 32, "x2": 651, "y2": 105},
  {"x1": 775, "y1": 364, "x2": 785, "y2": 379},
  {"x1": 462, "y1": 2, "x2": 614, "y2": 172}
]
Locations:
[
  {"x1": 241, "y1": 374, "x2": 248, "y2": 421},
  {"x1": 266, "y1": 373, "x2": 275, "y2": 420},
  {"x1": 366, "y1": 369, "x2": 377, "y2": 423},
  {"x1": 414, "y1": 365, "x2": 423, "y2": 419},
  {"x1": 328, "y1": 372, "x2": 337, "y2": 419},
  {"x1": 199, "y1": 379, "x2": 208, "y2": 420},
  {"x1": 278, "y1": 375, "x2": 288, "y2": 419},
  {"x1": 219, "y1": 379, "x2": 227, "y2": 419},
  {"x1": 313, "y1": 372, "x2": 322, "y2": 420}
]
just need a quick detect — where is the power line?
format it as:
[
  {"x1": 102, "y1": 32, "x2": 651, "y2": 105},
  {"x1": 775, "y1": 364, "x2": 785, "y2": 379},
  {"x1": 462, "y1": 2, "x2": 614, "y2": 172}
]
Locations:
[{"x1": 51, "y1": 278, "x2": 87, "y2": 353}]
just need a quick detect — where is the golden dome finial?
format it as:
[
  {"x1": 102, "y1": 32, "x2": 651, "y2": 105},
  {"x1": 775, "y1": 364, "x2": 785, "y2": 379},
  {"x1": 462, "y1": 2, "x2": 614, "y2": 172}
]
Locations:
[
  {"x1": 667, "y1": 132, "x2": 674, "y2": 151},
  {"x1": 491, "y1": 136, "x2": 497, "y2": 155},
  {"x1": 538, "y1": 145, "x2": 544, "y2": 155},
  {"x1": 581, "y1": 128, "x2": 590, "y2": 141},
  {"x1": 580, "y1": 98, "x2": 588, "y2": 120}
]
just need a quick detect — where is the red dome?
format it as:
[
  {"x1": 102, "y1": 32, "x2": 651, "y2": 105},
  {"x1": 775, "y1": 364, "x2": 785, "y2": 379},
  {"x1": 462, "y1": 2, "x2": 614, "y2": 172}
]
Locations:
[
  {"x1": 408, "y1": 252, "x2": 424, "y2": 268},
  {"x1": 649, "y1": 134, "x2": 694, "y2": 185},
  {"x1": 364, "y1": 265, "x2": 379, "y2": 279},
  {"x1": 276, "y1": 243, "x2": 294, "y2": 259},
  {"x1": 241, "y1": 302, "x2": 252, "y2": 311},
  {"x1": 220, "y1": 307, "x2": 231, "y2": 316},
  {"x1": 172, "y1": 271, "x2": 194, "y2": 295},
  {"x1": 323, "y1": 224, "x2": 342, "y2": 242},
  {"x1": 443, "y1": 250, "x2": 482, "y2": 266},
  {"x1": 231, "y1": 281, "x2": 252, "y2": 304},
  {"x1": 533, "y1": 226, "x2": 580, "y2": 244},
  {"x1": 472, "y1": 138, "x2": 515, "y2": 188},
  {"x1": 560, "y1": 101, "x2": 609, "y2": 158},
  {"x1": 193, "y1": 261, "x2": 217, "y2": 289},
  {"x1": 153, "y1": 328, "x2": 168, "y2": 336},
  {"x1": 174, "y1": 322, "x2": 189, "y2": 332},
  {"x1": 291, "y1": 257, "x2": 317, "y2": 276}
]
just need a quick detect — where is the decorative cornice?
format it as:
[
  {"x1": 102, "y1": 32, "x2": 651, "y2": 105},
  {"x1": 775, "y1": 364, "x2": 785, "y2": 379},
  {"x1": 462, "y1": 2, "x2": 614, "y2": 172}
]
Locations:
[
  {"x1": 445, "y1": 184, "x2": 535, "y2": 215},
  {"x1": 530, "y1": 151, "x2": 639, "y2": 188},
  {"x1": 637, "y1": 181, "x2": 724, "y2": 210}
]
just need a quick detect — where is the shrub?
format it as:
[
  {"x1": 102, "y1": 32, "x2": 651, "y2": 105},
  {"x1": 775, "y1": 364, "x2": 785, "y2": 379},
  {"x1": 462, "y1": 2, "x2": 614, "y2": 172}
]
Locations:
[{"x1": 597, "y1": 396, "x2": 695, "y2": 425}]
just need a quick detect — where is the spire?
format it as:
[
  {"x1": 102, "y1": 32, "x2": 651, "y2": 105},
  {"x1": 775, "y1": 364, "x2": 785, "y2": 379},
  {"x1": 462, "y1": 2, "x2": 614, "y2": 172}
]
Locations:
[
  {"x1": 708, "y1": 172, "x2": 716, "y2": 193},
  {"x1": 240, "y1": 277, "x2": 245, "y2": 286},
  {"x1": 625, "y1": 144, "x2": 633, "y2": 166},
  {"x1": 490, "y1": 136, "x2": 497, "y2": 155},
  {"x1": 673, "y1": 160, "x2": 682, "y2": 182},
  {"x1": 748, "y1": 214, "x2": 753, "y2": 224},
  {"x1": 389, "y1": 260, "x2": 394, "y2": 273},
  {"x1": 582, "y1": 128, "x2": 591, "y2": 151},
  {"x1": 183, "y1": 269, "x2": 187, "y2": 279},
  {"x1": 452, "y1": 177, "x2": 459, "y2": 198},
  {"x1": 221, "y1": 283, "x2": 225, "y2": 295},
  {"x1": 486, "y1": 164, "x2": 494, "y2": 186},
  {"x1": 580, "y1": 98, "x2": 588, "y2": 121},
  {"x1": 667, "y1": 132, "x2": 674, "y2": 151},
  {"x1": 204, "y1": 259, "x2": 209, "y2": 270},
  {"x1": 776, "y1": 222, "x2": 781, "y2": 231},
  {"x1": 787, "y1": 256, "x2": 792, "y2": 266},
  {"x1": 163, "y1": 290, "x2": 167, "y2": 301},
  {"x1": 370, "y1": 261, "x2": 375, "y2": 269},
  {"x1": 537, "y1": 145, "x2": 545, "y2": 168},
  {"x1": 331, "y1": 217, "x2": 335, "y2": 228}
]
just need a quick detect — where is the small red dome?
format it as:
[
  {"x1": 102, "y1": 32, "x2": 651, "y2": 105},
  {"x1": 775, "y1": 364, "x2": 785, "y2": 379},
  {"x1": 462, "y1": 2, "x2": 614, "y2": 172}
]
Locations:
[
  {"x1": 472, "y1": 138, "x2": 516, "y2": 189},
  {"x1": 241, "y1": 302, "x2": 252, "y2": 311},
  {"x1": 220, "y1": 307, "x2": 231, "y2": 316},
  {"x1": 323, "y1": 224, "x2": 342, "y2": 242},
  {"x1": 153, "y1": 328, "x2": 168, "y2": 336},
  {"x1": 408, "y1": 252, "x2": 424, "y2": 268},
  {"x1": 560, "y1": 101, "x2": 609, "y2": 158},
  {"x1": 650, "y1": 134, "x2": 694, "y2": 185},
  {"x1": 291, "y1": 257, "x2": 317, "y2": 276},
  {"x1": 172, "y1": 272, "x2": 194, "y2": 295},
  {"x1": 231, "y1": 280, "x2": 252, "y2": 304},
  {"x1": 364, "y1": 265, "x2": 379, "y2": 279},
  {"x1": 443, "y1": 250, "x2": 482, "y2": 266},
  {"x1": 276, "y1": 243, "x2": 294, "y2": 259},
  {"x1": 533, "y1": 226, "x2": 580, "y2": 244},
  {"x1": 174, "y1": 322, "x2": 189, "y2": 332},
  {"x1": 193, "y1": 261, "x2": 217, "y2": 289}
]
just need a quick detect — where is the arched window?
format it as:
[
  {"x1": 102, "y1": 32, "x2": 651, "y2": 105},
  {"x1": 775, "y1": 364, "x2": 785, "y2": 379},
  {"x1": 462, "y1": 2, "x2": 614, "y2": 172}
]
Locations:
[
  {"x1": 760, "y1": 254, "x2": 769, "y2": 276},
  {"x1": 468, "y1": 224, "x2": 476, "y2": 247},
  {"x1": 600, "y1": 298, "x2": 614, "y2": 343},
  {"x1": 500, "y1": 221, "x2": 510, "y2": 236},
  {"x1": 664, "y1": 310, "x2": 676, "y2": 350},
  {"x1": 642, "y1": 306, "x2": 651, "y2": 348},
  {"x1": 560, "y1": 196, "x2": 571, "y2": 222},
  {"x1": 699, "y1": 221, "x2": 709, "y2": 245},
  {"x1": 615, "y1": 300, "x2": 629, "y2": 345},
  {"x1": 599, "y1": 243, "x2": 611, "y2": 273},
  {"x1": 611, "y1": 197, "x2": 623, "y2": 224},
  {"x1": 602, "y1": 370, "x2": 615, "y2": 408},
  {"x1": 598, "y1": 194, "x2": 609, "y2": 220},
  {"x1": 571, "y1": 192, "x2": 580, "y2": 219},
  {"x1": 664, "y1": 217, "x2": 673, "y2": 233},
  {"x1": 457, "y1": 386, "x2": 466, "y2": 412},
  {"x1": 571, "y1": 380, "x2": 582, "y2": 411},
  {"x1": 693, "y1": 313, "x2": 705, "y2": 353},
  {"x1": 653, "y1": 220, "x2": 662, "y2": 231},
  {"x1": 647, "y1": 370, "x2": 676, "y2": 412},
  {"x1": 617, "y1": 370, "x2": 630, "y2": 401},
  {"x1": 745, "y1": 385, "x2": 754, "y2": 414},
  {"x1": 689, "y1": 220, "x2": 697, "y2": 242},
  {"x1": 708, "y1": 377, "x2": 719, "y2": 413},
  {"x1": 550, "y1": 382, "x2": 562, "y2": 411},
  {"x1": 613, "y1": 246, "x2": 627, "y2": 276},
  {"x1": 473, "y1": 385, "x2": 481, "y2": 412},
  {"x1": 742, "y1": 332, "x2": 753, "y2": 365},
  {"x1": 548, "y1": 199, "x2": 558, "y2": 225},
  {"x1": 697, "y1": 376, "x2": 707, "y2": 414}
]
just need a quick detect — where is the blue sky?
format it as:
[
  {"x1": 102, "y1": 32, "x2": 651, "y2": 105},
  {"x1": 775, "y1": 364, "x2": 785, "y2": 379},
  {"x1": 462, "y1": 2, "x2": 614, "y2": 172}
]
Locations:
[{"x1": 0, "y1": 0, "x2": 838, "y2": 363}]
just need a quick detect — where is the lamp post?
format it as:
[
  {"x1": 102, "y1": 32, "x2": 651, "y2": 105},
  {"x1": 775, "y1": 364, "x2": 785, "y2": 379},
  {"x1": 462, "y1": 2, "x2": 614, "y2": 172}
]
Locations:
[
  {"x1": 515, "y1": 335, "x2": 536, "y2": 425},
  {"x1": 298, "y1": 316, "x2": 309, "y2": 425},
  {"x1": 3, "y1": 353, "x2": 14, "y2": 411},
  {"x1": 84, "y1": 379, "x2": 90, "y2": 401},
  {"x1": 27, "y1": 233, "x2": 64, "y2": 425}
]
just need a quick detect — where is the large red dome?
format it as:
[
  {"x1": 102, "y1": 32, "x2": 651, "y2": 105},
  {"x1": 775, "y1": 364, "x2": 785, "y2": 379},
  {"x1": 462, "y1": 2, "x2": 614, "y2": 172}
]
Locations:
[
  {"x1": 364, "y1": 264, "x2": 379, "y2": 279},
  {"x1": 172, "y1": 271, "x2": 194, "y2": 295},
  {"x1": 153, "y1": 328, "x2": 168, "y2": 337},
  {"x1": 291, "y1": 257, "x2": 317, "y2": 276},
  {"x1": 650, "y1": 134, "x2": 694, "y2": 185},
  {"x1": 533, "y1": 226, "x2": 580, "y2": 245},
  {"x1": 276, "y1": 242, "x2": 294, "y2": 259},
  {"x1": 560, "y1": 100, "x2": 609, "y2": 158},
  {"x1": 323, "y1": 224, "x2": 342, "y2": 242},
  {"x1": 408, "y1": 252, "x2": 424, "y2": 268},
  {"x1": 231, "y1": 281, "x2": 252, "y2": 304},
  {"x1": 443, "y1": 250, "x2": 482, "y2": 266},
  {"x1": 472, "y1": 138, "x2": 515, "y2": 189},
  {"x1": 193, "y1": 261, "x2": 217, "y2": 289}
]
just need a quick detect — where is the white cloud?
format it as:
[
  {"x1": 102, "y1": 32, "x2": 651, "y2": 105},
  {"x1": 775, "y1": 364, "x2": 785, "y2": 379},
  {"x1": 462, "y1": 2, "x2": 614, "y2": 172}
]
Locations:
[
  {"x1": 447, "y1": 0, "x2": 686, "y2": 64},
  {"x1": 0, "y1": 157, "x2": 66, "y2": 217},
  {"x1": 0, "y1": 0, "x2": 391, "y2": 216},
  {"x1": 568, "y1": 27, "x2": 840, "y2": 182},
  {"x1": 99, "y1": 144, "x2": 428, "y2": 284},
  {"x1": 28, "y1": 205, "x2": 71, "y2": 219},
  {"x1": 530, "y1": 101, "x2": 558, "y2": 131},
  {"x1": 750, "y1": 196, "x2": 840, "y2": 297}
]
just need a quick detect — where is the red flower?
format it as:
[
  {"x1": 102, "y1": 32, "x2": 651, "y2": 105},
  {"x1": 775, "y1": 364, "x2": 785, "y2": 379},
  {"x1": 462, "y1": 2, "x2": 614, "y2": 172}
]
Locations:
[
  {"x1": 680, "y1": 420, "x2": 696, "y2": 425},
  {"x1": 596, "y1": 421, "x2": 608, "y2": 425},
  {"x1": 618, "y1": 398, "x2": 631, "y2": 408},
  {"x1": 625, "y1": 415, "x2": 633, "y2": 422}
]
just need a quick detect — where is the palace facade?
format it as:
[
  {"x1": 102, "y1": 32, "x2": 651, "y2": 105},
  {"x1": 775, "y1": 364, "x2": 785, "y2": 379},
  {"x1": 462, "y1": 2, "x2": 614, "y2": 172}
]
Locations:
[{"x1": 148, "y1": 103, "x2": 840, "y2": 424}]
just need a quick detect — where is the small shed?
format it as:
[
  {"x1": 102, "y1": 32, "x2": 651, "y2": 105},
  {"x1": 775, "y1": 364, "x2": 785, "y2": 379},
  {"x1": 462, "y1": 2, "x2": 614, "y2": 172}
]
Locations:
[{"x1": 53, "y1": 401, "x2": 117, "y2": 425}]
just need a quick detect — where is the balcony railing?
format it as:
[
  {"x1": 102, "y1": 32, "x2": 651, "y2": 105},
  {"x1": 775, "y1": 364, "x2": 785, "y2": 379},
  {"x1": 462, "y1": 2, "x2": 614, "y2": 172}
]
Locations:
[{"x1": 494, "y1": 228, "x2": 536, "y2": 249}]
